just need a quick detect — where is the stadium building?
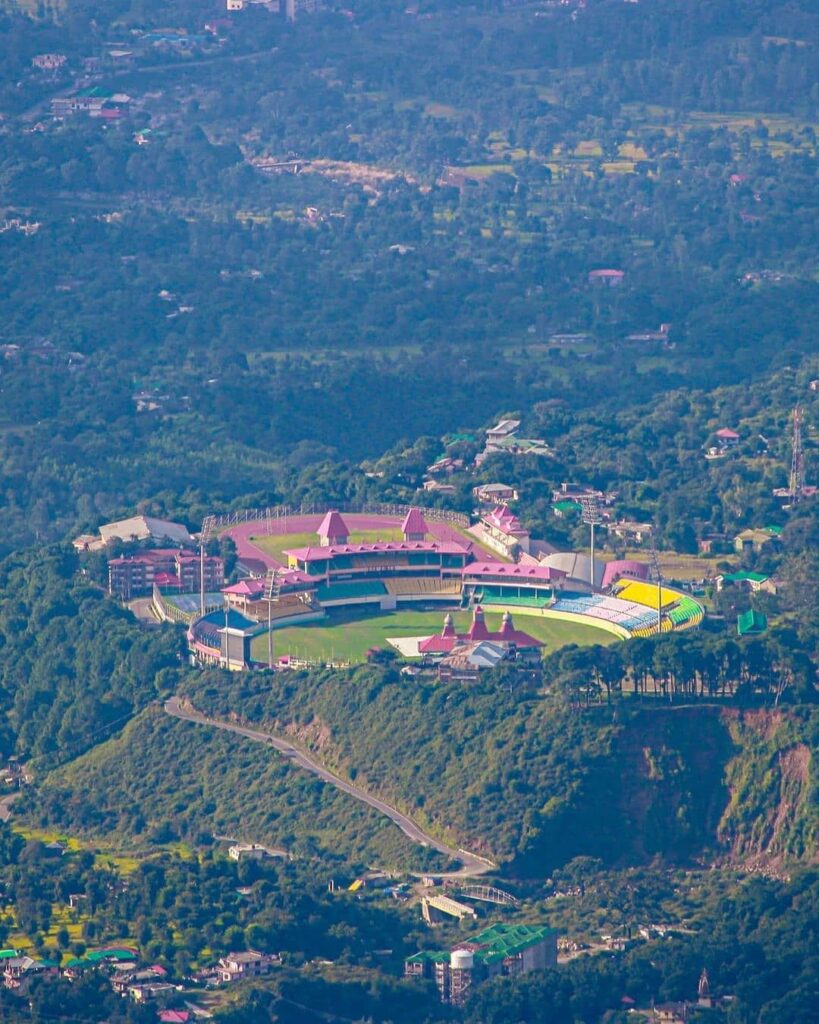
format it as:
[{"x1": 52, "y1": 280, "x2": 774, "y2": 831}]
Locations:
[{"x1": 177, "y1": 506, "x2": 705, "y2": 670}]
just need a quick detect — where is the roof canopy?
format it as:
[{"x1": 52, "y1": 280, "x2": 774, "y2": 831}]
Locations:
[
  {"x1": 317, "y1": 510, "x2": 349, "y2": 541},
  {"x1": 401, "y1": 507, "x2": 429, "y2": 537}
]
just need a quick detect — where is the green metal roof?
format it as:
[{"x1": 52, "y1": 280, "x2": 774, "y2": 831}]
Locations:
[
  {"x1": 407, "y1": 923, "x2": 556, "y2": 968},
  {"x1": 738, "y1": 609, "x2": 768, "y2": 636},
  {"x1": 764, "y1": 525, "x2": 783, "y2": 536},
  {"x1": 405, "y1": 950, "x2": 451, "y2": 964},
  {"x1": 552, "y1": 500, "x2": 581, "y2": 513},
  {"x1": 0, "y1": 950, "x2": 18, "y2": 959},
  {"x1": 86, "y1": 948, "x2": 138, "y2": 963},
  {"x1": 723, "y1": 572, "x2": 769, "y2": 584}
]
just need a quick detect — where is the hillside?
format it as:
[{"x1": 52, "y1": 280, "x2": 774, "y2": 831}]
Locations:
[
  {"x1": 27, "y1": 704, "x2": 450, "y2": 874},
  {"x1": 180, "y1": 668, "x2": 818, "y2": 874},
  {"x1": 26, "y1": 670, "x2": 817, "y2": 877}
]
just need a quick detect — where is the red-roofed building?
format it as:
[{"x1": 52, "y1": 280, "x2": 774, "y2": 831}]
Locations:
[
  {"x1": 318, "y1": 510, "x2": 349, "y2": 547},
  {"x1": 108, "y1": 549, "x2": 223, "y2": 600},
  {"x1": 418, "y1": 607, "x2": 542, "y2": 656},
  {"x1": 480, "y1": 506, "x2": 531, "y2": 558},
  {"x1": 715, "y1": 427, "x2": 740, "y2": 445},
  {"x1": 401, "y1": 507, "x2": 429, "y2": 541},
  {"x1": 588, "y1": 269, "x2": 624, "y2": 287}
]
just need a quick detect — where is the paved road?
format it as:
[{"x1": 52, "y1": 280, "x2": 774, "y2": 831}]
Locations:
[{"x1": 164, "y1": 697, "x2": 493, "y2": 877}]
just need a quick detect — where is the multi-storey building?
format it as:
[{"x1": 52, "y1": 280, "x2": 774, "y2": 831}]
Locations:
[
  {"x1": 108, "y1": 549, "x2": 223, "y2": 600},
  {"x1": 405, "y1": 923, "x2": 557, "y2": 1006}
]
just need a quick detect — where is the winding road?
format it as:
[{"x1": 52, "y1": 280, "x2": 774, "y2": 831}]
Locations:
[{"x1": 164, "y1": 696, "x2": 493, "y2": 877}]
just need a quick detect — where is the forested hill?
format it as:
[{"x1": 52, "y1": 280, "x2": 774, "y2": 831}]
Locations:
[
  {"x1": 180, "y1": 669, "x2": 817, "y2": 875},
  {"x1": 29, "y1": 663, "x2": 816, "y2": 877},
  {"x1": 0, "y1": 0, "x2": 817, "y2": 554},
  {"x1": 0, "y1": 547, "x2": 184, "y2": 767}
]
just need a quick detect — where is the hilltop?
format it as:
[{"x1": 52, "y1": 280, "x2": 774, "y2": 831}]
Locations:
[{"x1": 28, "y1": 668, "x2": 818, "y2": 877}]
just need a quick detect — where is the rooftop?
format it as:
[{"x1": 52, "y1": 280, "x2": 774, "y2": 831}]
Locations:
[
  {"x1": 407, "y1": 923, "x2": 555, "y2": 967},
  {"x1": 463, "y1": 561, "x2": 566, "y2": 582},
  {"x1": 286, "y1": 540, "x2": 469, "y2": 562}
]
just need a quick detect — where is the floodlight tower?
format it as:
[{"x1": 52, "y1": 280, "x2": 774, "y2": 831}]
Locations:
[
  {"x1": 199, "y1": 514, "x2": 217, "y2": 616},
  {"x1": 580, "y1": 495, "x2": 603, "y2": 591},
  {"x1": 789, "y1": 405, "x2": 804, "y2": 506},
  {"x1": 650, "y1": 529, "x2": 663, "y2": 635},
  {"x1": 265, "y1": 568, "x2": 281, "y2": 670}
]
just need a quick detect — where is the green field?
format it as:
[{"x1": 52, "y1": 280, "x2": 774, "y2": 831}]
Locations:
[
  {"x1": 251, "y1": 606, "x2": 615, "y2": 664},
  {"x1": 250, "y1": 527, "x2": 405, "y2": 564},
  {"x1": 249, "y1": 524, "x2": 502, "y2": 564}
]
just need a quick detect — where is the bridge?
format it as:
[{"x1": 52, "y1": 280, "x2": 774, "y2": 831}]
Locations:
[{"x1": 457, "y1": 885, "x2": 519, "y2": 907}]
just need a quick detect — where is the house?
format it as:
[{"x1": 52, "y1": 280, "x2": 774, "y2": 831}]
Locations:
[
  {"x1": 714, "y1": 427, "x2": 740, "y2": 446},
  {"x1": 485, "y1": 419, "x2": 520, "y2": 443},
  {"x1": 485, "y1": 435, "x2": 550, "y2": 457},
  {"x1": 652, "y1": 1004, "x2": 689, "y2": 1024},
  {"x1": 217, "y1": 951, "x2": 275, "y2": 983},
  {"x1": 228, "y1": 843, "x2": 269, "y2": 862},
  {"x1": 422, "y1": 480, "x2": 456, "y2": 495},
  {"x1": 419, "y1": 608, "x2": 542, "y2": 660},
  {"x1": 32, "y1": 53, "x2": 67, "y2": 70},
  {"x1": 588, "y1": 268, "x2": 624, "y2": 287},
  {"x1": 627, "y1": 323, "x2": 671, "y2": 342},
  {"x1": 716, "y1": 572, "x2": 777, "y2": 595},
  {"x1": 611, "y1": 520, "x2": 652, "y2": 543},
  {"x1": 159, "y1": 1012, "x2": 191, "y2": 1024},
  {"x1": 473, "y1": 483, "x2": 518, "y2": 505},
  {"x1": 129, "y1": 981, "x2": 176, "y2": 1002},
  {"x1": 552, "y1": 482, "x2": 615, "y2": 506},
  {"x1": 733, "y1": 526, "x2": 780, "y2": 555},
  {"x1": 737, "y1": 609, "x2": 767, "y2": 637},
  {"x1": 4, "y1": 956, "x2": 58, "y2": 992}
]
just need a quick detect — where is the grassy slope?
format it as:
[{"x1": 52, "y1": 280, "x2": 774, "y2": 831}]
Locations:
[
  {"x1": 251, "y1": 606, "x2": 616, "y2": 662},
  {"x1": 27, "y1": 706, "x2": 450, "y2": 873},
  {"x1": 186, "y1": 669, "x2": 819, "y2": 875}
]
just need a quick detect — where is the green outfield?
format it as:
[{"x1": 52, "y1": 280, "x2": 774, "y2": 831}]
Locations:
[
  {"x1": 249, "y1": 528, "x2": 406, "y2": 564},
  {"x1": 249, "y1": 524, "x2": 502, "y2": 564},
  {"x1": 250, "y1": 606, "x2": 615, "y2": 664}
]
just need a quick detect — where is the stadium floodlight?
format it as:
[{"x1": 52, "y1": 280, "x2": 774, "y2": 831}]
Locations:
[
  {"x1": 649, "y1": 530, "x2": 663, "y2": 635},
  {"x1": 579, "y1": 495, "x2": 603, "y2": 591}
]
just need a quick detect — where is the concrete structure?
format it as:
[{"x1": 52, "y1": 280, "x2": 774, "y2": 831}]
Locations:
[
  {"x1": 485, "y1": 419, "x2": 520, "y2": 443},
  {"x1": 228, "y1": 843, "x2": 268, "y2": 862},
  {"x1": 75, "y1": 515, "x2": 193, "y2": 551},
  {"x1": 473, "y1": 483, "x2": 518, "y2": 505},
  {"x1": 218, "y1": 951, "x2": 273, "y2": 984},
  {"x1": 108, "y1": 549, "x2": 223, "y2": 600},
  {"x1": 480, "y1": 506, "x2": 531, "y2": 558},
  {"x1": 405, "y1": 923, "x2": 557, "y2": 1006},
  {"x1": 437, "y1": 640, "x2": 510, "y2": 682},
  {"x1": 733, "y1": 526, "x2": 781, "y2": 554},
  {"x1": 421, "y1": 895, "x2": 478, "y2": 923}
]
